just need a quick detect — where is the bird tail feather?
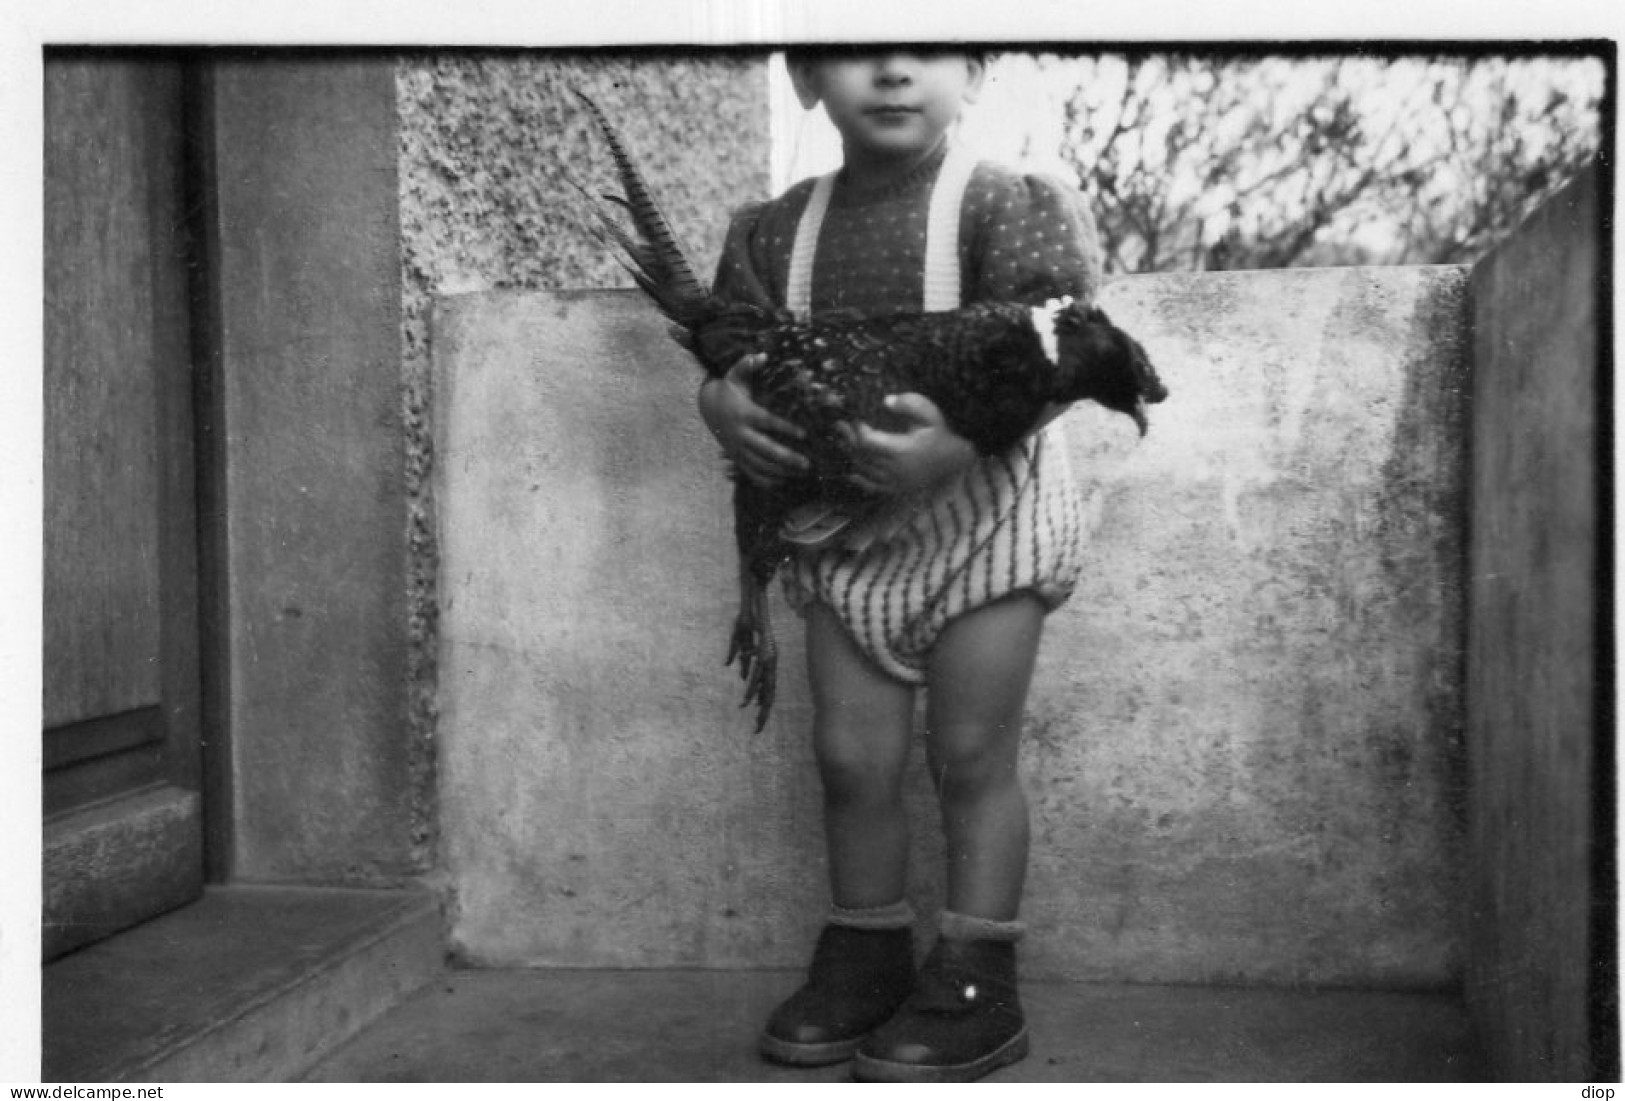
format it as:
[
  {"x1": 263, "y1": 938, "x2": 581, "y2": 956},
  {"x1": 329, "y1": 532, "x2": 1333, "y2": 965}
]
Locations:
[{"x1": 574, "y1": 90, "x2": 713, "y2": 333}]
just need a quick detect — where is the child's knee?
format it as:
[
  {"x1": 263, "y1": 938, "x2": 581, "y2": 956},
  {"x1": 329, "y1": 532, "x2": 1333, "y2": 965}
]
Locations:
[
  {"x1": 925, "y1": 727, "x2": 1021, "y2": 799},
  {"x1": 815, "y1": 736, "x2": 906, "y2": 808}
]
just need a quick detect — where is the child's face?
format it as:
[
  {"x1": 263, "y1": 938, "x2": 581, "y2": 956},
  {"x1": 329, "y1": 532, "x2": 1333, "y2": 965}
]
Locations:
[{"x1": 791, "y1": 51, "x2": 986, "y2": 165}]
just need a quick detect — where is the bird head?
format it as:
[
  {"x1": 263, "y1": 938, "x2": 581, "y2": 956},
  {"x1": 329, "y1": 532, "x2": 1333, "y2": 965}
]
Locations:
[{"x1": 1045, "y1": 299, "x2": 1168, "y2": 435}]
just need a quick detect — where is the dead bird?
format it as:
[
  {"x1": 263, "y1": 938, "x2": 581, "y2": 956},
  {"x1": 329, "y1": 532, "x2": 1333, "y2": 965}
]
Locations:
[{"x1": 573, "y1": 89, "x2": 1168, "y2": 731}]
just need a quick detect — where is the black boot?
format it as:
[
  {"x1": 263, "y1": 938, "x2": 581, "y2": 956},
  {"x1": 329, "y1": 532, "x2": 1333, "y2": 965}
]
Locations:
[
  {"x1": 853, "y1": 934, "x2": 1028, "y2": 1082},
  {"x1": 759, "y1": 922, "x2": 915, "y2": 1066}
]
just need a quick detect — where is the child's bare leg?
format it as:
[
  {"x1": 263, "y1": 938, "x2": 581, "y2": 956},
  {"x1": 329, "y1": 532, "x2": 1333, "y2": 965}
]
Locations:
[
  {"x1": 806, "y1": 602, "x2": 916, "y2": 908},
  {"x1": 758, "y1": 604, "x2": 918, "y2": 1068},
  {"x1": 923, "y1": 592, "x2": 1046, "y2": 920},
  {"x1": 851, "y1": 593, "x2": 1044, "y2": 1082}
]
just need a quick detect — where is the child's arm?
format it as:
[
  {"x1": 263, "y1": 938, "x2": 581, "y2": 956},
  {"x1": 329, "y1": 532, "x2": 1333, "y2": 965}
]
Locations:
[
  {"x1": 698, "y1": 354, "x2": 810, "y2": 487},
  {"x1": 704, "y1": 201, "x2": 814, "y2": 488}
]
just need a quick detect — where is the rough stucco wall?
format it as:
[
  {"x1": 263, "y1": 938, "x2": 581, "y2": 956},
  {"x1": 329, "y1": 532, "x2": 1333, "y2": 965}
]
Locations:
[
  {"x1": 1466, "y1": 166, "x2": 1607, "y2": 1079},
  {"x1": 396, "y1": 53, "x2": 770, "y2": 869},
  {"x1": 435, "y1": 266, "x2": 1469, "y2": 986}
]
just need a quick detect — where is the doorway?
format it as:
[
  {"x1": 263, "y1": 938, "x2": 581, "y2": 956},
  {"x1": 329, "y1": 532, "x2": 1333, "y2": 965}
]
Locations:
[{"x1": 42, "y1": 51, "x2": 218, "y2": 960}]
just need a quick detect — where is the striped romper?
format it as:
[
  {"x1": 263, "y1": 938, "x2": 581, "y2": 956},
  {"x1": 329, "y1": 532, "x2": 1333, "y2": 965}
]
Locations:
[{"x1": 712, "y1": 142, "x2": 1104, "y2": 684}]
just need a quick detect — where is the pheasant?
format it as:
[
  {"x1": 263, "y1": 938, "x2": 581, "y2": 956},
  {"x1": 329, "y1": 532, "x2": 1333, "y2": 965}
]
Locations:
[{"x1": 573, "y1": 90, "x2": 1168, "y2": 731}]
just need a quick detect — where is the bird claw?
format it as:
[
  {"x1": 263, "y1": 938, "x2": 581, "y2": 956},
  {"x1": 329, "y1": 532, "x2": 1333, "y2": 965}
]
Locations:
[
  {"x1": 740, "y1": 653, "x2": 776, "y2": 734},
  {"x1": 726, "y1": 614, "x2": 776, "y2": 733},
  {"x1": 726, "y1": 617, "x2": 755, "y2": 682}
]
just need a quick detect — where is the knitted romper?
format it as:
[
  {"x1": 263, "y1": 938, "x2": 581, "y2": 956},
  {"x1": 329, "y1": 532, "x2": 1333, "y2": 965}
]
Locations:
[{"x1": 712, "y1": 143, "x2": 1101, "y2": 684}]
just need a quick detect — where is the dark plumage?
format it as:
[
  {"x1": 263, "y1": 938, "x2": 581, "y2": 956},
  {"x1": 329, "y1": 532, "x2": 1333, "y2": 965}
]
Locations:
[{"x1": 574, "y1": 90, "x2": 1168, "y2": 731}]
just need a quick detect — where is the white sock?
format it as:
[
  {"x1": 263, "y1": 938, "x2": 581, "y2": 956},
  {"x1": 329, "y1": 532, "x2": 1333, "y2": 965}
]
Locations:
[
  {"x1": 939, "y1": 910, "x2": 1026, "y2": 943},
  {"x1": 829, "y1": 899, "x2": 916, "y2": 930}
]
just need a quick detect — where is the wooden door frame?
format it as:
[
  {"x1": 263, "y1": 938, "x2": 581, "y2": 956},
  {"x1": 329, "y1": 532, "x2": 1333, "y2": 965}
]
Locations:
[{"x1": 181, "y1": 57, "x2": 234, "y2": 884}]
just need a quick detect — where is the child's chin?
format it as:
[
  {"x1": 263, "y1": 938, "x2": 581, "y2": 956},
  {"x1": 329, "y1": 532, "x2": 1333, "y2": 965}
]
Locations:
[{"x1": 856, "y1": 128, "x2": 939, "y2": 158}]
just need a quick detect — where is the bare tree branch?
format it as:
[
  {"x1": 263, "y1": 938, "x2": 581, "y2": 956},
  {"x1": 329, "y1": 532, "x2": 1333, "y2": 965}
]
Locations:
[{"x1": 1049, "y1": 52, "x2": 1602, "y2": 273}]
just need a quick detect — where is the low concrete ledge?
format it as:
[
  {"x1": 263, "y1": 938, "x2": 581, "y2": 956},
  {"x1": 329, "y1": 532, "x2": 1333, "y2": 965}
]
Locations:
[{"x1": 435, "y1": 269, "x2": 1469, "y2": 987}]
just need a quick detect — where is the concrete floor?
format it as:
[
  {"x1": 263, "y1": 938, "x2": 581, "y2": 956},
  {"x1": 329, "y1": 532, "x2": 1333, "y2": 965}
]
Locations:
[{"x1": 302, "y1": 969, "x2": 1486, "y2": 1083}]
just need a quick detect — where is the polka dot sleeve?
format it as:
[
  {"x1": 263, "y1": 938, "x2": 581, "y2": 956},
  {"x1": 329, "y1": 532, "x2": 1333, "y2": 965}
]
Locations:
[
  {"x1": 961, "y1": 167, "x2": 1105, "y2": 307},
  {"x1": 710, "y1": 199, "x2": 776, "y2": 309},
  {"x1": 710, "y1": 179, "x2": 820, "y2": 311}
]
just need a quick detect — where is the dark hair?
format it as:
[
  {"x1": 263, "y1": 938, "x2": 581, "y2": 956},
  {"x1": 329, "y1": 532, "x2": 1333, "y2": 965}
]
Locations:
[{"x1": 783, "y1": 44, "x2": 994, "y2": 67}]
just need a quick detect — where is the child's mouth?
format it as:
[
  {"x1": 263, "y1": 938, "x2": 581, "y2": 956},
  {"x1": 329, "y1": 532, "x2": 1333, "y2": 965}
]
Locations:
[{"x1": 865, "y1": 105, "x2": 920, "y2": 121}]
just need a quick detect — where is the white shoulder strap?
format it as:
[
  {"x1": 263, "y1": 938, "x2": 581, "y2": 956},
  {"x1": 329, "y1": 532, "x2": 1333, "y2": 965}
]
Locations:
[
  {"x1": 922, "y1": 143, "x2": 978, "y2": 312},
  {"x1": 784, "y1": 144, "x2": 980, "y2": 319},
  {"x1": 785, "y1": 172, "x2": 836, "y2": 320}
]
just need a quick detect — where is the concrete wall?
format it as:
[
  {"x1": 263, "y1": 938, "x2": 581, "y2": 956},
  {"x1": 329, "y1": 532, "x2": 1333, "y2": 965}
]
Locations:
[
  {"x1": 435, "y1": 265, "x2": 1471, "y2": 986},
  {"x1": 1465, "y1": 165, "x2": 1610, "y2": 1079},
  {"x1": 209, "y1": 58, "x2": 416, "y2": 882}
]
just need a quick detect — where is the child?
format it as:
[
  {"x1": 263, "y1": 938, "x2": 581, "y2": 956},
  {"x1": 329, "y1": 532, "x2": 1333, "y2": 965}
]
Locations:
[{"x1": 698, "y1": 47, "x2": 1102, "y2": 1083}]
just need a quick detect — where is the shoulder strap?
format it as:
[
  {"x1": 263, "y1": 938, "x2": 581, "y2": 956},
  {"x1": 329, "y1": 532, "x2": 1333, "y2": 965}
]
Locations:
[
  {"x1": 785, "y1": 145, "x2": 980, "y2": 319},
  {"x1": 784, "y1": 172, "x2": 836, "y2": 320},
  {"x1": 922, "y1": 144, "x2": 978, "y2": 312}
]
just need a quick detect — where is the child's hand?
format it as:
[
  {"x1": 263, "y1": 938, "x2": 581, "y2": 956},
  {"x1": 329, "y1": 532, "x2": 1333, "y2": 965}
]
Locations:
[
  {"x1": 838, "y1": 393, "x2": 976, "y2": 497},
  {"x1": 698, "y1": 354, "x2": 810, "y2": 487}
]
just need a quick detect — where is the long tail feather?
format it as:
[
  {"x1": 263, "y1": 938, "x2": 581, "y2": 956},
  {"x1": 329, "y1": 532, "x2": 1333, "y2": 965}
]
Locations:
[
  {"x1": 575, "y1": 89, "x2": 712, "y2": 329},
  {"x1": 568, "y1": 179, "x2": 652, "y2": 276}
]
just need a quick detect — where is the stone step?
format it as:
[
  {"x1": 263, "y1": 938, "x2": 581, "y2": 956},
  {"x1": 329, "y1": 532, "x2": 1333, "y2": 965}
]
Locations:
[{"x1": 42, "y1": 884, "x2": 443, "y2": 1082}]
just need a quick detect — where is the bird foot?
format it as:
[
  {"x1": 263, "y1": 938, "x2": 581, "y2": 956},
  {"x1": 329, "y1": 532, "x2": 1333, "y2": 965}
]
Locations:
[
  {"x1": 726, "y1": 614, "x2": 756, "y2": 680},
  {"x1": 726, "y1": 614, "x2": 776, "y2": 733},
  {"x1": 742, "y1": 648, "x2": 776, "y2": 734}
]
